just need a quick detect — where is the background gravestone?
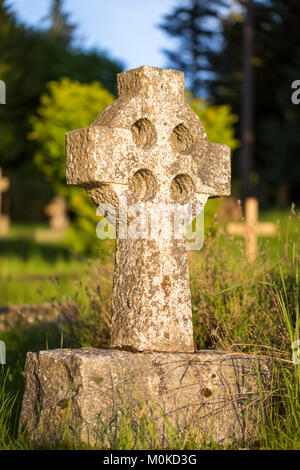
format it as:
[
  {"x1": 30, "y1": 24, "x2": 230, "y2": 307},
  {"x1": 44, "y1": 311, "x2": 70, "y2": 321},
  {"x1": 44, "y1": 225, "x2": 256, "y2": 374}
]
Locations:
[
  {"x1": 19, "y1": 67, "x2": 272, "y2": 447},
  {"x1": 35, "y1": 195, "x2": 69, "y2": 242},
  {"x1": 0, "y1": 167, "x2": 10, "y2": 236}
]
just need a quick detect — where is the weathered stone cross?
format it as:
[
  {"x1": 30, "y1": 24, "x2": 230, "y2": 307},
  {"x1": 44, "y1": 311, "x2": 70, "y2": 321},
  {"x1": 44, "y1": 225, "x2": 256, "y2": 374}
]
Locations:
[
  {"x1": 227, "y1": 197, "x2": 276, "y2": 262},
  {"x1": 66, "y1": 66, "x2": 230, "y2": 352},
  {"x1": 0, "y1": 167, "x2": 10, "y2": 236}
]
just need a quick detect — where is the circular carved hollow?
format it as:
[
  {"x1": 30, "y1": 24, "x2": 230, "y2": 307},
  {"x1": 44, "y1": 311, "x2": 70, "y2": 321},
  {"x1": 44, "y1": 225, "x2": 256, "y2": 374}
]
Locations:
[
  {"x1": 171, "y1": 174, "x2": 195, "y2": 205},
  {"x1": 129, "y1": 169, "x2": 158, "y2": 203},
  {"x1": 171, "y1": 123, "x2": 194, "y2": 154},
  {"x1": 131, "y1": 118, "x2": 157, "y2": 149}
]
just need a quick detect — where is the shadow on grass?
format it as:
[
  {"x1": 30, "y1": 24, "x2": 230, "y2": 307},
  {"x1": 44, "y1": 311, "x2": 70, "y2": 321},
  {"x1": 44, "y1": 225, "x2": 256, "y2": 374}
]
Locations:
[{"x1": 0, "y1": 237, "x2": 71, "y2": 262}]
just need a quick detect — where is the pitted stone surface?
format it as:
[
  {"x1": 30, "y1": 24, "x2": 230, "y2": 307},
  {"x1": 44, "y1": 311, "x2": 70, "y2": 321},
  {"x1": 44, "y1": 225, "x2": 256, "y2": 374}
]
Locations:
[
  {"x1": 66, "y1": 66, "x2": 231, "y2": 352},
  {"x1": 66, "y1": 66, "x2": 230, "y2": 196},
  {"x1": 19, "y1": 348, "x2": 271, "y2": 446}
]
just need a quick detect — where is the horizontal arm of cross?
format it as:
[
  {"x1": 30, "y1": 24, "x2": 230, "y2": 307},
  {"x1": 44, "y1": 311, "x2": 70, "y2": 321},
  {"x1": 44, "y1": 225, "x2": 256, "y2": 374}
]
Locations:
[
  {"x1": 227, "y1": 221, "x2": 276, "y2": 237},
  {"x1": 255, "y1": 222, "x2": 277, "y2": 236},
  {"x1": 66, "y1": 125, "x2": 138, "y2": 186},
  {"x1": 198, "y1": 142, "x2": 231, "y2": 197},
  {"x1": 227, "y1": 222, "x2": 247, "y2": 236}
]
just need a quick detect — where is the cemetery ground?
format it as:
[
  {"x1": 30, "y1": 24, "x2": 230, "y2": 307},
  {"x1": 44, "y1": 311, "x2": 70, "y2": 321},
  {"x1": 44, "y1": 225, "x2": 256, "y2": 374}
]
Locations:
[{"x1": 0, "y1": 204, "x2": 299, "y2": 450}]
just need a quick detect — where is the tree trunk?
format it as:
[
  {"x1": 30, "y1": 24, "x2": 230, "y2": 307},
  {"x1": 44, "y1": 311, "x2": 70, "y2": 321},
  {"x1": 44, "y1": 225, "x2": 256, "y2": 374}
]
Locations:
[{"x1": 240, "y1": 0, "x2": 254, "y2": 202}]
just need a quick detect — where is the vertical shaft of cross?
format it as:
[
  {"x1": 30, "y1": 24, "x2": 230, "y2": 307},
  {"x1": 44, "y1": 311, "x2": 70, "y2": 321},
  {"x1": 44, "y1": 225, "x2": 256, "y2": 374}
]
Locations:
[
  {"x1": 0, "y1": 168, "x2": 9, "y2": 215},
  {"x1": 111, "y1": 237, "x2": 194, "y2": 352},
  {"x1": 245, "y1": 197, "x2": 258, "y2": 261}
]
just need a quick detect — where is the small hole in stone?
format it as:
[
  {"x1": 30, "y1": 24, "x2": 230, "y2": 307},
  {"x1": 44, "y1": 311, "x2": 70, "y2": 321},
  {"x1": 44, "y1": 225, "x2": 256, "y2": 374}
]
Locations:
[
  {"x1": 201, "y1": 387, "x2": 212, "y2": 398},
  {"x1": 171, "y1": 174, "x2": 195, "y2": 204},
  {"x1": 171, "y1": 123, "x2": 194, "y2": 154},
  {"x1": 129, "y1": 169, "x2": 157, "y2": 202},
  {"x1": 131, "y1": 118, "x2": 157, "y2": 149}
]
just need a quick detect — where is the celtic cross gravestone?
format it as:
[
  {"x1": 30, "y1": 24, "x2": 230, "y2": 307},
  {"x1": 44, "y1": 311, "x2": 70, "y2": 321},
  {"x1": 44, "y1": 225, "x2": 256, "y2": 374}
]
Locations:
[
  {"x1": 19, "y1": 67, "x2": 271, "y2": 446},
  {"x1": 66, "y1": 66, "x2": 230, "y2": 352}
]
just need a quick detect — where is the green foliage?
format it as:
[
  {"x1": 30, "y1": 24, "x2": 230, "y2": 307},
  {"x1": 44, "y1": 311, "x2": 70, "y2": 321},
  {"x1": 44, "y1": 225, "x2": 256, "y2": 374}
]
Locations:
[
  {"x1": 30, "y1": 78, "x2": 115, "y2": 254},
  {"x1": 0, "y1": 0, "x2": 122, "y2": 173},
  {"x1": 187, "y1": 92, "x2": 239, "y2": 221},
  {"x1": 159, "y1": 0, "x2": 229, "y2": 95},
  {"x1": 187, "y1": 92, "x2": 239, "y2": 152}
]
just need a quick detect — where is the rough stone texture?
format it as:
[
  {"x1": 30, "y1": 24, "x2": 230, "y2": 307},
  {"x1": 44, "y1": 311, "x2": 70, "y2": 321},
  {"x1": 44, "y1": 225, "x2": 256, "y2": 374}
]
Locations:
[
  {"x1": 19, "y1": 348, "x2": 271, "y2": 446},
  {"x1": 66, "y1": 66, "x2": 231, "y2": 352},
  {"x1": 111, "y1": 238, "x2": 193, "y2": 352}
]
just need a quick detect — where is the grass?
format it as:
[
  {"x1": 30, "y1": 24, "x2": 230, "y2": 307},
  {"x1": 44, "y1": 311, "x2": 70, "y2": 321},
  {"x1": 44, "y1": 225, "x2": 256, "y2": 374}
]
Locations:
[
  {"x1": 0, "y1": 223, "x2": 93, "y2": 304},
  {"x1": 0, "y1": 205, "x2": 299, "y2": 449}
]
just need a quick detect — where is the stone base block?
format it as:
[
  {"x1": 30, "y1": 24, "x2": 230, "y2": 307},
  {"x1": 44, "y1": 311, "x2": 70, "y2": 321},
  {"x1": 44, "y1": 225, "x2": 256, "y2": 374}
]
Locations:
[{"x1": 19, "y1": 348, "x2": 272, "y2": 447}]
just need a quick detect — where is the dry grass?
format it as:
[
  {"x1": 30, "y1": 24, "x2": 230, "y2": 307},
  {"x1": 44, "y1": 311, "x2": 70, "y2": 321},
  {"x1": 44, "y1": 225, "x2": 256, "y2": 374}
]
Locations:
[{"x1": 0, "y1": 206, "x2": 300, "y2": 449}]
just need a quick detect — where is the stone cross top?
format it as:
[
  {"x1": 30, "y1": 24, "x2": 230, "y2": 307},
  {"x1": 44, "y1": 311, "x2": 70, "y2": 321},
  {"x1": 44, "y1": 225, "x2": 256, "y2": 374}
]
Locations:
[{"x1": 66, "y1": 66, "x2": 231, "y2": 352}]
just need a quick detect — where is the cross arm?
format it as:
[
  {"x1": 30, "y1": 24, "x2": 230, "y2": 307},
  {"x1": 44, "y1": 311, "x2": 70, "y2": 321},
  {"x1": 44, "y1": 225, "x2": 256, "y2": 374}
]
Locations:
[
  {"x1": 66, "y1": 125, "x2": 137, "y2": 187},
  {"x1": 227, "y1": 222, "x2": 247, "y2": 236},
  {"x1": 196, "y1": 142, "x2": 231, "y2": 198},
  {"x1": 255, "y1": 223, "x2": 277, "y2": 236}
]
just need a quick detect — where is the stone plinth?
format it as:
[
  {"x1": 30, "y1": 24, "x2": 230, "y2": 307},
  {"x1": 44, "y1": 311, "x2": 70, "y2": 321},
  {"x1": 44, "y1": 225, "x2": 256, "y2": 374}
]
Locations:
[{"x1": 19, "y1": 348, "x2": 271, "y2": 447}]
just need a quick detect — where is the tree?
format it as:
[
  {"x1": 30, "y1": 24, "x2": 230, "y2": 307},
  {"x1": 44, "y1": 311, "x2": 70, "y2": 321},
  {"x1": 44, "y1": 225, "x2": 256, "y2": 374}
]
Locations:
[
  {"x1": 30, "y1": 78, "x2": 115, "y2": 254},
  {"x1": 161, "y1": 0, "x2": 300, "y2": 203},
  {"x1": 48, "y1": 0, "x2": 76, "y2": 45},
  {"x1": 240, "y1": 0, "x2": 254, "y2": 201},
  {"x1": 211, "y1": 0, "x2": 300, "y2": 203},
  {"x1": 0, "y1": 0, "x2": 122, "y2": 172},
  {"x1": 159, "y1": 0, "x2": 230, "y2": 96}
]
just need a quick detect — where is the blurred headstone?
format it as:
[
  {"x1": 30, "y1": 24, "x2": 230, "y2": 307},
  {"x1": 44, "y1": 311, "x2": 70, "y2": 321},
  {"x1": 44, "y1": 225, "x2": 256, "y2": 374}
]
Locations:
[
  {"x1": 35, "y1": 196, "x2": 68, "y2": 241},
  {"x1": 227, "y1": 197, "x2": 276, "y2": 262},
  {"x1": 0, "y1": 167, "x2": 10, "y2": 236}
]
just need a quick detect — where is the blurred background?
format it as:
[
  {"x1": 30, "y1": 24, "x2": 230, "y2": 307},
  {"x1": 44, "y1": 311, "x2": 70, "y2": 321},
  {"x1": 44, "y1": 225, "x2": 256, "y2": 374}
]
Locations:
[
  {"x1": 0, "y1": 0, "x2": 300, "y2": 304},
  {"x1": 1, "y1": 4, "x2": 300, "y2": 450}
]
